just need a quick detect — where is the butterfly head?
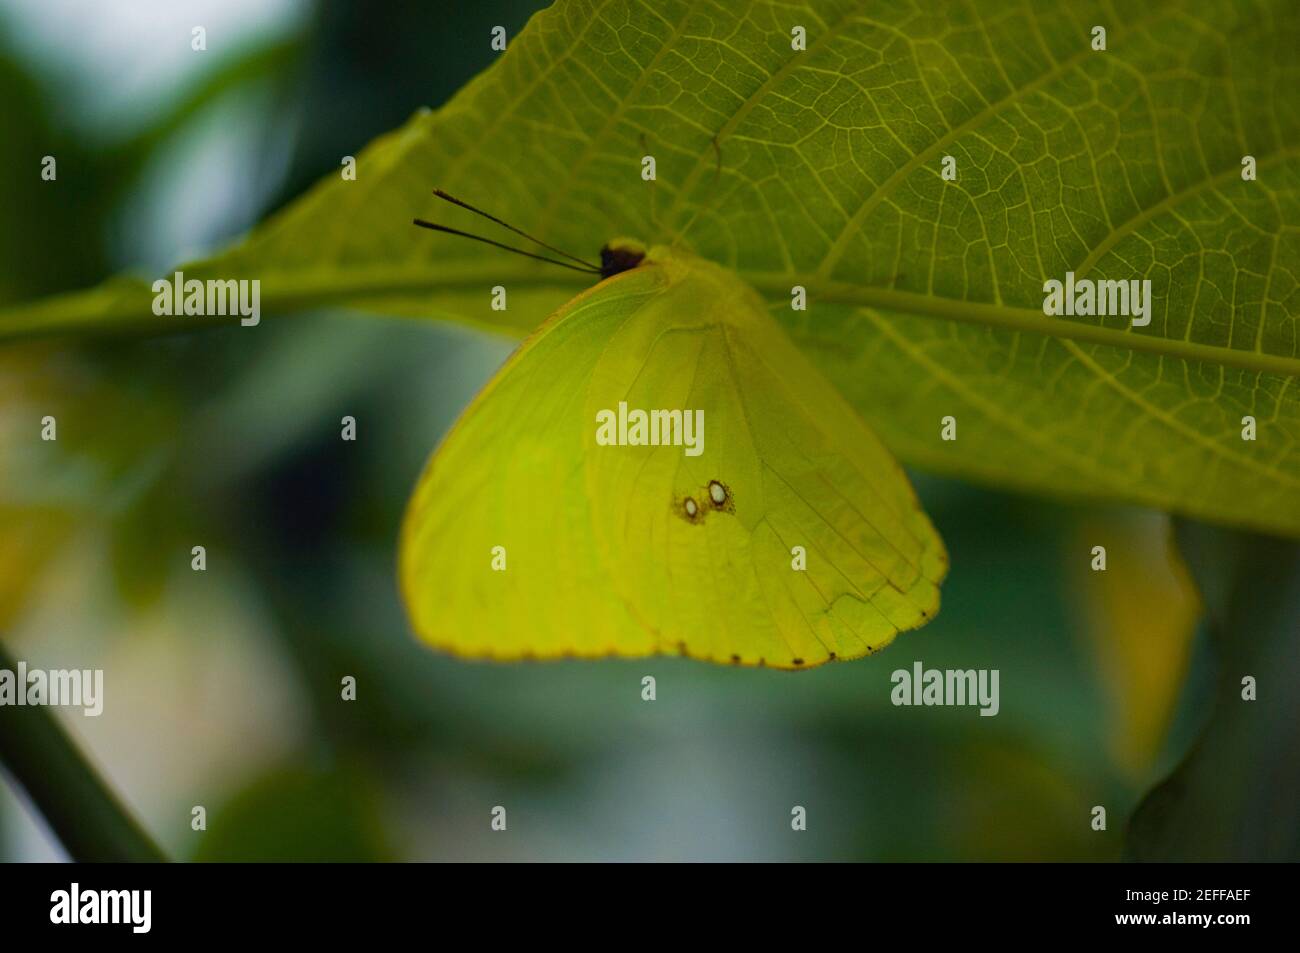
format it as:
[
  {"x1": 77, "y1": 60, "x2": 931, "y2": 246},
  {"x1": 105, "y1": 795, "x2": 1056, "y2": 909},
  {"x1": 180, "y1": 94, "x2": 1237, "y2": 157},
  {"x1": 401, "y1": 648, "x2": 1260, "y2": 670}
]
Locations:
[{"x1": 598, "y1": 238, "x2": 647, "y2": 279}]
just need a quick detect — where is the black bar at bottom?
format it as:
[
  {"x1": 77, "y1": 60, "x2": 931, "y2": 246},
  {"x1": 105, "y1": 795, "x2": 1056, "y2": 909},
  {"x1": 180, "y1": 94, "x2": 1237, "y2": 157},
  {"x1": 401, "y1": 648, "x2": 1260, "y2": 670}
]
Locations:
[{"x1": 0, "y1": 860, "x2": 1282, "y2": 941}]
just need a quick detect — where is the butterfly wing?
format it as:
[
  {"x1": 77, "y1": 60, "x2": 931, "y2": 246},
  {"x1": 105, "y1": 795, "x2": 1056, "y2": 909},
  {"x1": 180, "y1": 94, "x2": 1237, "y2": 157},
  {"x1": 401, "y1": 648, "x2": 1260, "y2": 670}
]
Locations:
[
  {"x1": 583, "y1": 253, "x2": 946, "y2": 668},
  {"x1": 400, "y1": 249, "x2": 946, "y2": 667},
  {"x1": 400, "y1": 268, "x2": 669, "y2": 659}
]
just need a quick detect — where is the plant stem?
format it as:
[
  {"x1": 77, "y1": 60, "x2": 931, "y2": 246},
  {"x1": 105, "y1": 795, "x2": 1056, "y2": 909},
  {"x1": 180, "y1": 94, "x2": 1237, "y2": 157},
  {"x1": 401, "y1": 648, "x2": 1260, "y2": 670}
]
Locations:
[{"x1": 0, "y1": 641, "x2": 167, "y2": 862}]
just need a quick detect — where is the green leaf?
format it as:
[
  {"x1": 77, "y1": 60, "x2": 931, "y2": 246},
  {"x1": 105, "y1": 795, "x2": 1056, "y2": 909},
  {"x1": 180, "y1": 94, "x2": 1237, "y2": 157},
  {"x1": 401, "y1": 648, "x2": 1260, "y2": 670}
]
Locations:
[{"x1": 4, "y1": 0, "x2": 1299, "y2": 534}]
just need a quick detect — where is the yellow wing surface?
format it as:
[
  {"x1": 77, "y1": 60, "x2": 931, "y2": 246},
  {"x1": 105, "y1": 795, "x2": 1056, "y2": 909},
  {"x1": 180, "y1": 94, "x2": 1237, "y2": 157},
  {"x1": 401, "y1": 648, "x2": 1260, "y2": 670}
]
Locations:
[{"x1": 399, "y1": 248, "x2": 946, "y2": 669}]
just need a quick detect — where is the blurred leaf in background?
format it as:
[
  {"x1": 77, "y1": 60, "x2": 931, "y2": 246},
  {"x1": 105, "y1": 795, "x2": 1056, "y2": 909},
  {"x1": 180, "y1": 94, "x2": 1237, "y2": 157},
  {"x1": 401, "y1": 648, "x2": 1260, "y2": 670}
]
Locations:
[
  {"x1": 191, "y1": 763, "x2": 392, "y2": 862},
  {"x1": 1127, "y1": 523, "x2": 1300, "y2": 861},
  {"x1": 1069, "y1": 512, "x2": 1200, "y2": 781}
]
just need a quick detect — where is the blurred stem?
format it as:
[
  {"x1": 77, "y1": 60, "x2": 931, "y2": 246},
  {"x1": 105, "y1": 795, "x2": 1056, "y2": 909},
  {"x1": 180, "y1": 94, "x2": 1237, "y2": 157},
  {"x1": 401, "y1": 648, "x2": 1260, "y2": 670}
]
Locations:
[{"x1": 0, "y1": 641, "x2": 166, "y2": 862}]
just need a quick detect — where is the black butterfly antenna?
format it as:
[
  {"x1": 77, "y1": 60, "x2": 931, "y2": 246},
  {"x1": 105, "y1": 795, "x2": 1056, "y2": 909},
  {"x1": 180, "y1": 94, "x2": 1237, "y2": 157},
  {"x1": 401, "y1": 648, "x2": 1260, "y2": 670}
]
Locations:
[{"x1": 413, "y1": 189, "x2": 602, "y2": 275}]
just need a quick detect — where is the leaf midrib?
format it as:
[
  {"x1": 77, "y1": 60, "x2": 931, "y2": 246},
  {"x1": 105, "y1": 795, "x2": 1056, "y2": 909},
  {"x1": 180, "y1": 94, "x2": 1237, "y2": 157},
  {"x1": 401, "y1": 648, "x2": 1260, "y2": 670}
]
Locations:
[
  {"x1": 5, "y1": 259, "x2": 1297, "y2": 378},
  {"x1": 745, "y1": 273, "x2": 1300, "y2": 378}
]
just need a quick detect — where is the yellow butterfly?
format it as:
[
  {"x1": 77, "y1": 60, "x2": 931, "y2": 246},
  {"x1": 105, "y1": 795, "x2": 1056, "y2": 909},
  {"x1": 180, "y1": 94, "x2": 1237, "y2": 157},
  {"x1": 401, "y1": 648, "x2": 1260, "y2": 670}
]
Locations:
[{"x1": 401, "y1": 194, "x2": 946, "y2": 669}]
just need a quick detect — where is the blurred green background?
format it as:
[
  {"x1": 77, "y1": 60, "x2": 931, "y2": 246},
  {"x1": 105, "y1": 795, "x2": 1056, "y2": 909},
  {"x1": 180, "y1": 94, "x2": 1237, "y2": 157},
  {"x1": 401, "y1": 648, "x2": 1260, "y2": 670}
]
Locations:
[{"x1": 0, "y1": 0, "x2": 1241, "y2": 862}]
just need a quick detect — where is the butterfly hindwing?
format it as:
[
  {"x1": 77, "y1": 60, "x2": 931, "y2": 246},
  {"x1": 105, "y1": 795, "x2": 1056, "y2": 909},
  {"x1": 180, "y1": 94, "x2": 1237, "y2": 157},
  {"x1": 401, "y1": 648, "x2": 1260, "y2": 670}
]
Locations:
[{"x1": 583, "y1": 253, "x2": 946, "y2": 668}]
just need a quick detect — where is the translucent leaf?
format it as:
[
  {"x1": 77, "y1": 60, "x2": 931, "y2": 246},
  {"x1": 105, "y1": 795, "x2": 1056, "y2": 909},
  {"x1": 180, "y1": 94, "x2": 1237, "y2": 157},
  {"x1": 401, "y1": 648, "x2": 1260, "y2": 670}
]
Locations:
[{"x1": 4, "y1": 0, "x2": 1298, "y2": 534}]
